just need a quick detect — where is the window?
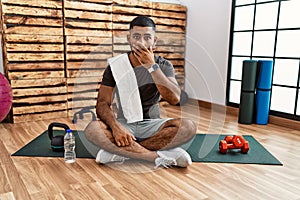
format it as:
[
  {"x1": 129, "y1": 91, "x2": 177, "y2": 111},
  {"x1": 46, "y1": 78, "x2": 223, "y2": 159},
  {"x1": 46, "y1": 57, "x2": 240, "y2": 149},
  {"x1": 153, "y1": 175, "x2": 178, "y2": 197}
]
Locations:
[{"x1": 227, "y1": 0, "x2": 300, "y2": 121}]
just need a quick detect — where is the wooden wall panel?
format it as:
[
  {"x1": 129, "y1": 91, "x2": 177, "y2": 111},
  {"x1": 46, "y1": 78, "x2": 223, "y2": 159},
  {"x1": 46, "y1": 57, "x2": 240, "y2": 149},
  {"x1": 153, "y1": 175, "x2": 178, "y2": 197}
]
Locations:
[
  {"x1": 9, "y1": 76, "x2": 67, "y2": 123},
  {"x1": 1, "y1": 0, "x2": 63, "y2": 36},
  {"x1": 4, "y1": 34, "x2": 66, "y2": 123},
  {"x1": 1, "y1": 0, "x2": 67, "y2": 124},
  {"x1": 64, "y1": 0, "x2": 112, "y2": 37},
  {"x1": 64, "y1": 1, "x2": 113, "y2": 117}
]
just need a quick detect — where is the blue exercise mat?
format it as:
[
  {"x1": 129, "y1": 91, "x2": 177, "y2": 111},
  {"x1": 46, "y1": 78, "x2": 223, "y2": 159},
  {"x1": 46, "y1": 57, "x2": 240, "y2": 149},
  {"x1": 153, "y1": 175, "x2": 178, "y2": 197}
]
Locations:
[
  {"x1": 255, "y1": 60, "x2": 273, "y2": 124},
  {"x1": 256, "y1": 90, "x2": 272, "y2": 124},
  {"x1": 257, "y1": 60, "x2": 273, "y2": 90}
]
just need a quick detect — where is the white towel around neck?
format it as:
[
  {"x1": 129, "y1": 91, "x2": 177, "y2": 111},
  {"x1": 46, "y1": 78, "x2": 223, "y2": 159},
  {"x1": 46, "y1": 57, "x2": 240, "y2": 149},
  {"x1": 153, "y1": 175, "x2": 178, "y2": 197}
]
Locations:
[{"x1": 108, "y1": 53, "x2": 143, "y2": 123}]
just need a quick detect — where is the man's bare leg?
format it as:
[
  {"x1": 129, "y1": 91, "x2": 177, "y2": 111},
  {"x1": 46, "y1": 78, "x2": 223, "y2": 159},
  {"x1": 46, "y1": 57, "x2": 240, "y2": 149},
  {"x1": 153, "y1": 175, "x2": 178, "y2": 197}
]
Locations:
[
  {"x1": 84, "y1": 121, "x2": 158, "y2": 162},
  {"x1": 84, "y1": 118, "x2": 196, "y2": 163},
  {"x1": 139, "y1": 118, "x2": 197, "y2": 151}
]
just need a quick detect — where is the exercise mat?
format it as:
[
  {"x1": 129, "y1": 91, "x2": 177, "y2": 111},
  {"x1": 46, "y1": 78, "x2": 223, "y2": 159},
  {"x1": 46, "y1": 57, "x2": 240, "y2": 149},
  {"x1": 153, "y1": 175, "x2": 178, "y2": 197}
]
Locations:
[
  {"x1": 238, "y1": 60, "x2": 258, "y2": 124},
  {"x1": 181, "y1": 134, "x2": 282, "y2": 165},
  {"x1": 12, "y1": 130, "x2": 97, "y2": 158},
  {"x1": 238, "y1": 92, "x2": 255, "y2": 124},
  {"x1": 12, "y1": 132, "x2": 282, "y2": 165},
  {"x1": 256, "y1": 60, "x2": 273, "y2": 125},
  {"x1": 241, "y1": 60, "x2": 258, "y2": 91},
  {"x1": 257, "y1": 60, "x2": 273, "y2": 90},
  {"x1": 256, "y1": 90, "x2": 271, "y2": 124}
]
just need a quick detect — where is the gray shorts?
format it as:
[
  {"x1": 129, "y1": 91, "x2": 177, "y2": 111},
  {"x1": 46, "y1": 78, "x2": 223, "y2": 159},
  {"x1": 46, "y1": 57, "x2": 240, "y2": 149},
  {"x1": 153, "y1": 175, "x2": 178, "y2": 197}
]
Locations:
[{"x1": 117, "y1": 118, "x2": 171, "y2": 142}]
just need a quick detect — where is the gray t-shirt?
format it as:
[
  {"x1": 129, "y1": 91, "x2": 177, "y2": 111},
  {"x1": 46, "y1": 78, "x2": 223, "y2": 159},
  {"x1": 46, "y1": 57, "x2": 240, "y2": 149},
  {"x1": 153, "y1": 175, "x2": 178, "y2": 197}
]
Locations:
[{"x1": 101, "y1": 54, "x2": 175, "y2": 119}]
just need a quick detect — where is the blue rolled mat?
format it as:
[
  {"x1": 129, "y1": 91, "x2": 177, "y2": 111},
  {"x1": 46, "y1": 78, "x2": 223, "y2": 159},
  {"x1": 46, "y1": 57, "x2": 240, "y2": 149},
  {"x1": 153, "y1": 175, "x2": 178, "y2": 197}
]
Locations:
[
  {"x1": 255, "y1": 60, "x2": 273, "y2": 125},
  {"x1": 257, "y1": 60, "x2": 273, "y2": 89},
  {"x1": 256, "y1": 90, "x2": 271, "y2": 124}
]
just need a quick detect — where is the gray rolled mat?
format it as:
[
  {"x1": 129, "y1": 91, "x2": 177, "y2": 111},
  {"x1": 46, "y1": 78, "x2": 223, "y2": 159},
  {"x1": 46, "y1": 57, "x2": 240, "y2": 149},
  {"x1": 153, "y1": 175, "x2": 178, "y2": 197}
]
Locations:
[
  {"x1": 239, "y1": 92, "x2": 255, "y2": 124},
  {"x1": 238, "y1": 60, "x2": 258, "y2": 124},
  {"x1": 241, "y1": 60, "x2": 258, "y2": 91}
]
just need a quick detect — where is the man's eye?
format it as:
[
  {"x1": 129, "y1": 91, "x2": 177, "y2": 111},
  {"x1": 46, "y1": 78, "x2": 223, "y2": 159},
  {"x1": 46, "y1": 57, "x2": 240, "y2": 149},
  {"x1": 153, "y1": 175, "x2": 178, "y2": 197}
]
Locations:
[
  {"x1": 145, "y1": 36, "x2": 151, "y2": 40},
  {"x1": 133, "y1": 35, "x2": 140, "y2": 40}
]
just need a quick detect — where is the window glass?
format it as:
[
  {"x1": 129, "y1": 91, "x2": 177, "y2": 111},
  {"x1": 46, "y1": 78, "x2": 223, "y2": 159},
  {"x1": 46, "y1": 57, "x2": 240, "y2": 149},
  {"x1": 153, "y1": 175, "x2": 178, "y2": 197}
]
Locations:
[
  {"x1": 273, "y1": 59, "x2": 299, "y2": 87},
  {"x1": 270, "y1": 86, "x2": 296, "y2": 114},
  {"x1": 252, "y1": 31, "x2": 276, "y2": 57},
  {"x1": 279, "y1": 0, "x2": 300, "y2": 29},
  {"x1": 254, "y1": 2, "x2": 279, "y2": 30},
  {"x1": 234, "y1": 5, "x2": 255, "y2": 31},
  {"x1": 229, "y1": 1, "x2": 300, "y2": 120},
  {"x1": 232, "y1": 32, "x2": 253, "y2": 56},
  {"x1": 229, "y1": 80, "x2": 241, "y2": 104},
  {"x1": 230, "y1": 57, "x2": 250, "y2": 80},
  {"x1": 276, "y1": 30, "x2": 300, "y2": 58},
  {"x1": 235, "y1": 0, "x2": 255, "y2": 6}
]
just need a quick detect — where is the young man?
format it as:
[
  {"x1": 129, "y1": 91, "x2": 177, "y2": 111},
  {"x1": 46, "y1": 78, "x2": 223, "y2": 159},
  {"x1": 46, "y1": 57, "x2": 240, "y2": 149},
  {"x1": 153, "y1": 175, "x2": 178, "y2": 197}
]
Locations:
[{"x1": 84, "y1": 16, "x2": 196, "y2": 168}]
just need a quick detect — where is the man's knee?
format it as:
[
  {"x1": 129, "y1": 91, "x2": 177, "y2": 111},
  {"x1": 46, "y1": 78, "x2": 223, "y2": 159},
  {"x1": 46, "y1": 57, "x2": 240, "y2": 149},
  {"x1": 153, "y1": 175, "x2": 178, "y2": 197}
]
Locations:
[
  {"x1": 181, "y1": 118, "x2": 197, "y2": 137},
  {"x1": 84, "y1": 120, "x2": 107, "y2": 141},
  {"x1": 84, "y1": 121, "x2": 97, "y2": 141}
]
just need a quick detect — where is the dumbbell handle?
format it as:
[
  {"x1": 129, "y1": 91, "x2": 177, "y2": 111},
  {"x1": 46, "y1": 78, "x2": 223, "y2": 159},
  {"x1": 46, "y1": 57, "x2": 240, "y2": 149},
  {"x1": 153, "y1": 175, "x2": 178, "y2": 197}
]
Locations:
[{"x1": 226, "y1": 143, "x2": 240, "y2": 149}]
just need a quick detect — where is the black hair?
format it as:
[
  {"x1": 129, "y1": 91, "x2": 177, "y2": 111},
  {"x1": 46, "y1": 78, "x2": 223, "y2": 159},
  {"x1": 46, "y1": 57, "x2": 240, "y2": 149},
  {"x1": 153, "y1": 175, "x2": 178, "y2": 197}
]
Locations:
[{"x1": 129, "y1": 16, "x2": 156, "y2": 31}]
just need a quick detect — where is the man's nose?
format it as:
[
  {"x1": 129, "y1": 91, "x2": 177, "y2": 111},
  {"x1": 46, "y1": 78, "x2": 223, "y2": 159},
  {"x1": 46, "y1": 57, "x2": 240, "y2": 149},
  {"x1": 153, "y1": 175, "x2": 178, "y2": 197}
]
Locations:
[{"x1": 137, "y1": 38, "x2": 146, "y2": 46}]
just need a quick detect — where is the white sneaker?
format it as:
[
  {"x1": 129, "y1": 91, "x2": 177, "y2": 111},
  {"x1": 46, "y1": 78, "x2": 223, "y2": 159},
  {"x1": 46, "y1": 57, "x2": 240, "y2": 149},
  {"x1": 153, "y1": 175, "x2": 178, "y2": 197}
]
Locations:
[
  {"x1": 156, "y1": 147, "x2": 192, "y2": 168},
  {"x1": 154, "y1": 157, "x2": 177, "y2": 169},
  {"x1": 96, "y1": 149, "x2": 129, "y2": 164}
]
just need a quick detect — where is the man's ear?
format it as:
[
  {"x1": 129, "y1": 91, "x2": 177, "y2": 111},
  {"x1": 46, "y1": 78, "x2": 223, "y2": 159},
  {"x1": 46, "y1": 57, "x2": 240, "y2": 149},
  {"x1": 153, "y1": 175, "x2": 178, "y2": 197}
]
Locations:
[
  {"x1": 127, "y1": 34, "x2": 131, "y2": 43},
  {"x1": 153, "y1": 36, "x2": 158, "y2": 47}
]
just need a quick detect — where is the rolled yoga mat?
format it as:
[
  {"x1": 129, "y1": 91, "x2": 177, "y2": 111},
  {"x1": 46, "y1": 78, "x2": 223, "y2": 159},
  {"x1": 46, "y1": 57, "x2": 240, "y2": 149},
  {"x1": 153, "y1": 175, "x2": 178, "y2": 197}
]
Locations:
[
  {"x1": 256, "y1": 90, "x2": 271, "y2": 124},
  {"x1": 257, "y1": 60, "x2": 273, "y2": 89},
  {"x1": 239, "y1": 92, "x2": 256, "y2": 124},
  {"x1": 238, "y1": 60, "x2": 258, "y2": 124},
  {"x1": 256, "y1": 60, "x2": 273, "y2": 124}
]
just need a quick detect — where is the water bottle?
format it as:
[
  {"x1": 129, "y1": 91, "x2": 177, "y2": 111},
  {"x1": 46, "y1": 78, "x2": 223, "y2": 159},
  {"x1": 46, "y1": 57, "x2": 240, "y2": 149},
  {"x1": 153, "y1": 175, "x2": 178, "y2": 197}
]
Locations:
[{"x1": 64, "y1": 129, "x2": 76, "y2": 163}]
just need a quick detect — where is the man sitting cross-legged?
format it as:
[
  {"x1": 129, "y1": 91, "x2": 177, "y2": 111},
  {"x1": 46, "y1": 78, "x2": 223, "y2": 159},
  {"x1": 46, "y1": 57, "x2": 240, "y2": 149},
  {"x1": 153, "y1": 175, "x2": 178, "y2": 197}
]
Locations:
[{"x1": 84, "y1": 16, "x2": 196, "y2": 169}]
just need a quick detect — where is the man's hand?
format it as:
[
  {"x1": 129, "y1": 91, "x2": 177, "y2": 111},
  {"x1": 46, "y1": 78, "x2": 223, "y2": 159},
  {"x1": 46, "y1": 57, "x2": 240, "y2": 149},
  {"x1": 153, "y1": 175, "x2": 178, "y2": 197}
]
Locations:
[
  {"x1": 132, "y1": 42, "x2": 155, "y2": 69},
  {"x1": 112, "y1": 127, "x2": 136, "y2": 147}
]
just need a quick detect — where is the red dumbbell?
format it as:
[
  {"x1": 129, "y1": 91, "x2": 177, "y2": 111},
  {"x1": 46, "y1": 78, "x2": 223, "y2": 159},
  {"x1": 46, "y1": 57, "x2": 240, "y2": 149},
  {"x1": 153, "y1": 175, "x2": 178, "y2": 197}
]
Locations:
[{"x1": 219, "y1": 135, "x2": 250, "y2": 154}]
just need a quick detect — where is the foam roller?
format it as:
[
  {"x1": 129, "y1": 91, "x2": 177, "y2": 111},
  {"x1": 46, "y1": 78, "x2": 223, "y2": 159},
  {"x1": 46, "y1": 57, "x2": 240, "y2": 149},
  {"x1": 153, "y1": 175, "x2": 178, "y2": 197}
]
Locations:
[
  {"x1": 238, "y1": 60, "x2": 258, "y2": 124},
  {"x1": 257, "y1": 60, "x2": 273, "y2": 89},
  {"x1": 238, "y1": 92, "x2": 255, "y2": 124},
  {"x1": 241, "y1": 60, "x2": 258, "y2": 91},
  {"x1": 256, "y1": 90, "x2": 271, "y2": 124},
  {"x1": 255, "y1": 60, "x2": 273, "y2": 124}
]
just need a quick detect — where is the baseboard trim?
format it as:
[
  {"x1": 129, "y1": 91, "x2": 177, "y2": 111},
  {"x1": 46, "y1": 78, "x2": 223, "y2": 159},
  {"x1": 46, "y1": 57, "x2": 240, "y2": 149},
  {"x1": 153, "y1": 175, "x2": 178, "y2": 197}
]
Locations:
[{"x1": 192, "y1": 99, "x2": 300, "y2": 130}]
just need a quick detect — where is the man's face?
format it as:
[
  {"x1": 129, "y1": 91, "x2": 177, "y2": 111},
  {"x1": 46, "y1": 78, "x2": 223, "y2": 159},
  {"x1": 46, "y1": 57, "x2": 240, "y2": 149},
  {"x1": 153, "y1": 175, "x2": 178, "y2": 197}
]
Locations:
[{"x1": 127, "y1": 26, "x2": 157, "y2": 51}]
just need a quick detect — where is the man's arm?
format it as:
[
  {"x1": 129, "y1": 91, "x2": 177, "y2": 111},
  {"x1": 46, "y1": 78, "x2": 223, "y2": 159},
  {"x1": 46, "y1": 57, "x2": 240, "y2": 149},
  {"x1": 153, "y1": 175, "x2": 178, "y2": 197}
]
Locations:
[
  {"x1": 132, "y1": 42, "x2": 181, "y2": 105},
  {"x1": 150, "y1": 69, "x2": 181, "y2": 105},
  {"x1": 96, "y1": 85, "x2": 136, "y2": 146}
]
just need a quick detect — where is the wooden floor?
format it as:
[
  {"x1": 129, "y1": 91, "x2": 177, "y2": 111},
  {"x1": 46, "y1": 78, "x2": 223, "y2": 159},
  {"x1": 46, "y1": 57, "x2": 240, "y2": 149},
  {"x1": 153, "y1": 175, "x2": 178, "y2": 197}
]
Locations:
[{"x1": 1, "y1": 101, "x2": 300, "y2": 200}]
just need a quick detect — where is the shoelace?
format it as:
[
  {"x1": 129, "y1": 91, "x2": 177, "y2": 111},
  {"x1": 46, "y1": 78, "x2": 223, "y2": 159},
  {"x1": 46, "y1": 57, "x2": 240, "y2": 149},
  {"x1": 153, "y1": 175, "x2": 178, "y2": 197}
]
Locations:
[
  {"x1": 111, "y1": 154, "x2": 130, "y2": 165},
  {"x1": 154, "y1": 157, "x2": 177, "y2": 169}
]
